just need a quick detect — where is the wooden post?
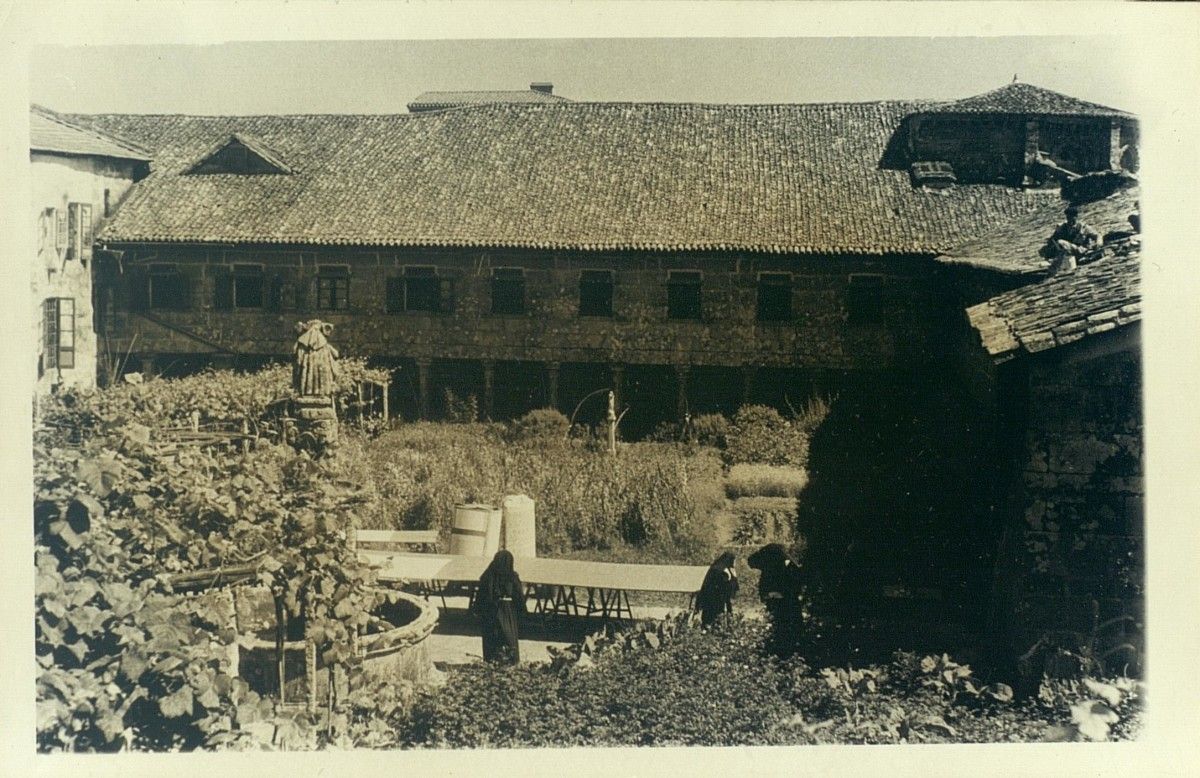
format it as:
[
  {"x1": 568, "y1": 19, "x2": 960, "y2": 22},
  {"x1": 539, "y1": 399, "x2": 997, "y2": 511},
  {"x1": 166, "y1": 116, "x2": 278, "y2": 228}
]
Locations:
[
  {"x1": 274, "y1": 595, "x2": 287, "y2": 703},
  {"x1": 416, "y1": 358, "x2": 432, "y2": 420},
  {"x1": 482, "y1": 359, "x2": 495, "y2": 420},
  {"x1": 674, "y1": 365, "x2": 689, "y2": 421},
  {"x1": 382, "y1": 379, "x2": 390, "y2": 424},
  {"x1": 545, "y1": 361, "x2": 560, "y2": 410},
  {"x1": 607, "y1": 390, "x2": 617, "y2": 456}
]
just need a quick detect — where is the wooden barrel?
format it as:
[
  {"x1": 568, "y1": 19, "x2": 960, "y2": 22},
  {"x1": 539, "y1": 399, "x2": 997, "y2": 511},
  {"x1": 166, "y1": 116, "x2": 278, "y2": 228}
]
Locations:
[
  {"x1": 451, "y1": 503, "x2": 500, "y2": 557},
  {"x1": 501, "y1": 494, "x2": 537, "y2": 558}
]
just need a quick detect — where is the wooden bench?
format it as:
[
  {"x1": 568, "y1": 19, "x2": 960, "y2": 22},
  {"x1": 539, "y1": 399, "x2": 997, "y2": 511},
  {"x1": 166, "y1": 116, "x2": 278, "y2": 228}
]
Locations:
[{"x1": 352, "y1": 529, "x2": 441, "y2": 550}]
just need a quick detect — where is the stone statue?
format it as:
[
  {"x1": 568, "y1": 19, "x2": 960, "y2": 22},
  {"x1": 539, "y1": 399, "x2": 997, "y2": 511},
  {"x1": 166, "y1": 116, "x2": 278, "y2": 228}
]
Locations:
[
  {"x1": 290, "y1": 320, "x2": 340, "y2": 453},
  {"x1": 293, "y1": 320, "x2": 339, "y2": 397}
]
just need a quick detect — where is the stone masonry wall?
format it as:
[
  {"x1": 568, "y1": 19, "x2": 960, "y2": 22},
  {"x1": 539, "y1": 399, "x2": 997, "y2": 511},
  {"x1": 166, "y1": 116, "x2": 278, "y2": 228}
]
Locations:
[
  {"x1": 997, "y1": 336, "x2": 1143, "y2": 671},
  {"x1": 100, "y1": 245, "x2": 941, "y2": 372}
]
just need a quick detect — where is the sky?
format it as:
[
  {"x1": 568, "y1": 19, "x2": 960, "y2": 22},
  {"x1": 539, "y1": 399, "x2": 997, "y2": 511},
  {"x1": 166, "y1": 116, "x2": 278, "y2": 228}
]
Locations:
[{"x1": 30, "y1": 36, "x2": 1141, "y2": 116}]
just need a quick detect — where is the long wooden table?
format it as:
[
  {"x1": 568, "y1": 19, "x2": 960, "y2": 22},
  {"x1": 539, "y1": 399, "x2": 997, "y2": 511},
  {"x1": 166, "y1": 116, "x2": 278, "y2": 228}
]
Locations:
[{"x1": 361, "y1": 550, "x2": 709, "y2": 621}]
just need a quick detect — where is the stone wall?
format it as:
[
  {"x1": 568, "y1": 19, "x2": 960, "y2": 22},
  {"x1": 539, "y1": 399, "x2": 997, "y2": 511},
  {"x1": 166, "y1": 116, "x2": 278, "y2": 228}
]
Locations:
[
  {"x1": 993, "y1": 328, "x2": 1143, "y2": 672},
  {"x1": 101, "y1": 245, "x2": 940, "y2": 369}
]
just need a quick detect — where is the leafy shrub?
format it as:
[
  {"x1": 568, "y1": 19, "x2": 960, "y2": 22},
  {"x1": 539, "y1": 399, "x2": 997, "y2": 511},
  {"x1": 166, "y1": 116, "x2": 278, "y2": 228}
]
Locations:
[
  {"x1": 724, "y1": 405, "x2": 810, "y2": 468},
  {"x1": 406, "y1": 616, "x2": 799, "y2": 747},
  {"x1": 506, "y1": 408, "x2": 570, "y2": 443},
  {"x1": 788, "y1": 393, "x2": 835, "y2": 436},
  {"x1": 441, "y1": 388, "x2": 478, "y2": 423},
  {"x1": 39, "y1": 359, "x2": 390, "y2": 443},
  {"x1": 729, "y1": 497, "x2": 798, "y2": 546},
  {"x1": 725, "y1": 463, "x2": 808, "y2": 498},
  {"x1": 690, "y1": 413, "x2": 730, "y2": 448}
]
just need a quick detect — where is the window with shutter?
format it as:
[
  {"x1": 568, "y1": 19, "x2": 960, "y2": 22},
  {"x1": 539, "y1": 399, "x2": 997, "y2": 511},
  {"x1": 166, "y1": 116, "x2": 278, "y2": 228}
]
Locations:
[
  {"x1": 55, "y1": 208, "x2": 68, "y2": 254},
  {"x1": 43, "y1": 298, "x2": 75, "y2": 370},
  {"x1": 67, "y1": 203, "x2": 79, "y2": 260},
  {"x1": 316, "y1": 265, "x2": 350, "y2": 311},
  {"x1": 79, "y1": 203, "x2": 93, "y2": 262}
]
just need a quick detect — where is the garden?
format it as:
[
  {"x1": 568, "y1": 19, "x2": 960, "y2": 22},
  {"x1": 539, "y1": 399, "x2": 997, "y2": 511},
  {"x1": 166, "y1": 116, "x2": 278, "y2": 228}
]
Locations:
[{"x1": 33, "y1": 364, "x2": 1143, "y2": 750}]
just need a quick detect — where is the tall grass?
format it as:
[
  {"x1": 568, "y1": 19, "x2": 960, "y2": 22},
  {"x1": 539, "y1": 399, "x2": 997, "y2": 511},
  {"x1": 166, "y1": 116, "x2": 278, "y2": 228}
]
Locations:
[
  {"x1": 334, "y1": 425, "x2": 726, "y2": 562},
  {"x1": 724, "y1": 463, "x2": 808, "y2": 498}
]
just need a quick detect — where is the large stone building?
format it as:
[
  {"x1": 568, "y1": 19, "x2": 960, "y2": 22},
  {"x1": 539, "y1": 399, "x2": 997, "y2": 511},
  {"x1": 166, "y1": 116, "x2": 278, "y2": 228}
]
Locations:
[
  {"x1": 49, "y1": 81, "x2": 1141, "y2": 660},
  {"x1": 70, "y1": 82, "x2": 1134, "y2": 435},
  {"x1": 30, "y1": 106, "x2": 150, "y2": 395}
]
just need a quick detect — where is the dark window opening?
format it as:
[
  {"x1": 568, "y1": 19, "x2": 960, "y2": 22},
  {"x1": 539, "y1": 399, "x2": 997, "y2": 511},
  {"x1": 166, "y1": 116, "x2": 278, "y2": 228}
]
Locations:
[
  {"x1": 491, "y1": 268, "x2": 525, "y2": 315},
  {"x1": 667, "y1": 270, "x2": 702, "y2": 320},
  {"x1": 403, "y1": 265, "x2": 441, "y2": 312},
  {"x1": 756, "y1": 272, "x2": 793, "y2": 322},
  {"x1": 579, "y1": 270, "x2": 614, "y2": 317},
  {"x1": 148, "y1": 264, "x2": 188, "y2": 310},
  {"x1": 43, "y1": 297, "x2": 75, "y2": 370},
  {"x1": 317, "y1": 266, "x2": 350, "y2": 311},
  {"x1": 847, "y1": 274, "x2": 885, "y2": 325},
  {"x1": 232, "y1": 264, "x2": 265, "y2": 309}
]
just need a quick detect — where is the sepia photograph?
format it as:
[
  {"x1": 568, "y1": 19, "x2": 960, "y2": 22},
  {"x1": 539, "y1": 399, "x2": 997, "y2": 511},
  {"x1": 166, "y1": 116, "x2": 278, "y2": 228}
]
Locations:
[{"x1": 3, "y1": 1, "x2": 1199, "y2": 774}]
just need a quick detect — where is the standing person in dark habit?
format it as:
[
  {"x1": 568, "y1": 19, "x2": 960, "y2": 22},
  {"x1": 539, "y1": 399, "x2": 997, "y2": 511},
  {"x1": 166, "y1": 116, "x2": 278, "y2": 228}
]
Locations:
[
  {"x1": 747, "y1": 543, "x2": 805, "y2": 657},
  {"x1": 695, "y1": 551, "x2": 739, "y2": 626},
  {"x1": 472, "y1": 549, "x2": 526, "y2": 664}
]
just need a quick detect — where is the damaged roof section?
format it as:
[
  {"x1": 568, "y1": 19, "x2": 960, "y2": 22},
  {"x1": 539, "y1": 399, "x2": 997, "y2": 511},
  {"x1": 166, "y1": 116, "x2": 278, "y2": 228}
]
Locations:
[
  {"x1": 966, "y1": 236, "x2": 1140, "y2": 363},
  {"x1": 938, "y1": 185, "x2": 1139, "y2": 275},
  {"x1": 71, "y1": 102, "x2": 1058, "y2": 254}
]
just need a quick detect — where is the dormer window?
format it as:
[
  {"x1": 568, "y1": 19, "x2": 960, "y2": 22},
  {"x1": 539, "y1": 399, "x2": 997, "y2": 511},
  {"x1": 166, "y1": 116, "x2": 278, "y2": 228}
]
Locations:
[
  {"x1": 909, "y1": 161, "x2": 957, "y2": 189},
  {"x1": 187, "y1": 133, "x2": 293, "y2": 175}
]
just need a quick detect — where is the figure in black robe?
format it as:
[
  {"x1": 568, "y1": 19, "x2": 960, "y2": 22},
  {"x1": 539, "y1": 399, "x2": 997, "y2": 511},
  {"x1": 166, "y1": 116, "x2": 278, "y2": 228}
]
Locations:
[
  {"x1": 695, "y1": 551, "x2": 739, "y2": 626},
  {"x1": 747, "y1": 543, "x2": 805, "y2": 657},
  {"x1": 472, "y1": 549, "x2": 526, "y2": 664}
]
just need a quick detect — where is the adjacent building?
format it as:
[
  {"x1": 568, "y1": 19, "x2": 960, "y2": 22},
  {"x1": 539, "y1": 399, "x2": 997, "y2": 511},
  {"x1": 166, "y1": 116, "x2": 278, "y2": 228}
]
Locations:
[
  {"x1": 407, "y1": 82, "x2": 569, "y2": 113},
  {"x1": 30, "y1": 106, "x2": 150, "y2": 394}
]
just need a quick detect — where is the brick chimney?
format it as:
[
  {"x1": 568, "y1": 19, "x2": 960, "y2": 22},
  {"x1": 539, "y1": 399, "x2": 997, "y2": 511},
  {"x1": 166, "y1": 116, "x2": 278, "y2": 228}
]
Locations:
[{"x1": 530, "y1": 82, "x2": 554, "y2": 95}]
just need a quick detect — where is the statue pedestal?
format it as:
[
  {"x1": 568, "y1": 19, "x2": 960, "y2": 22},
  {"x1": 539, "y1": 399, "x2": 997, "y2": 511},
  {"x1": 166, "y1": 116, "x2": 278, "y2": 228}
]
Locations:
[{"x1": 291, "y1": 395, "x2": 339, "y2": 452}]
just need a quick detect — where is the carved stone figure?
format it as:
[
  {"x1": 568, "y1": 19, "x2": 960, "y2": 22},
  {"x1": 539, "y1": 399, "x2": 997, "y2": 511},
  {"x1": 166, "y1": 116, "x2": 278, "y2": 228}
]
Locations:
[
  {"x1": 293, "y1": 320, "x2": 339, "y2": 397},
  {"x1": 290, "y1": 320, "x2": 340, "y2": 452}
]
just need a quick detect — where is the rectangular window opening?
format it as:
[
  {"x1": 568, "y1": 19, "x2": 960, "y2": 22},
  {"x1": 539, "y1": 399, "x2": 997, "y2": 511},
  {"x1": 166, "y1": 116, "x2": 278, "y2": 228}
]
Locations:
[
  {"x1": 317, "y1": 265, "x2": 350, "y2": 311},
  {"x1": 491, "y1": 267, "x2": 525, "y2": 315},
  {"x1": 403, "y1": 266, "x2": 440, "y2": 313},
  {"x1": 232, "y1": 263, "x2": 265, "y2": 309},
  {"x1": 579, "y1": 270, "x2": 614, "y2": 317},
  {"x1": 148, "y1": 264, "x2": 188, "y2": 310},
  {"x1": 667, "y1": 270, "x2": 702, "y2": 320},
  {"x1": 756, "y1": 272, "x2": 793, "y2": 322},
  {"x1": 847, "y1": 274, "x2": 885, "y2": 325}
]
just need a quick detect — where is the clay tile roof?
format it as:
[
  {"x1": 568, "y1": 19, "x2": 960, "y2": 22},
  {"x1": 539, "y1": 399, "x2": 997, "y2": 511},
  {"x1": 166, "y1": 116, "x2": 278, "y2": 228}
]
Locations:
[
  {"x1": 966, "y1": 238, "x2": 1140, "y2": 362},
  {"x1": 30, "y1": 105, "x2": 151, "y2": 161},
  {"x1": 938, "y1": 185, "x2": 1140, "y2": 275},
  {"x1": 73, "y1": 101, "x2": 1063, "y2": 254},
  {"x1": 407, "y1": 89, "x2": 571, "y2": 112},
  {"x1": 923, "y1": 82, "x2": 1133, "y2": 118}
]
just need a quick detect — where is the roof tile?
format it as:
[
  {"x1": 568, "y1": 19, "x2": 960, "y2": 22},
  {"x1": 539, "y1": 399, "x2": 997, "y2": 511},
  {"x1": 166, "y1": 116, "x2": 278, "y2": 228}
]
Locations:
[{"x1": 73, "y1": 101, "x2": 1059, "y2": 253}]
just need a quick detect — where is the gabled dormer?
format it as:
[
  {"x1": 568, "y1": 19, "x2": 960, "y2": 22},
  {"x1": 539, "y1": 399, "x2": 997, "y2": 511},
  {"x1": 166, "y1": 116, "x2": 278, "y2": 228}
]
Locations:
[
  {"x1": 884, "y1": 82, "x2": 1137, "y2": 189},
  {"x1": 186, "y1": 133, "x2": 294, "y2": 175}
]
